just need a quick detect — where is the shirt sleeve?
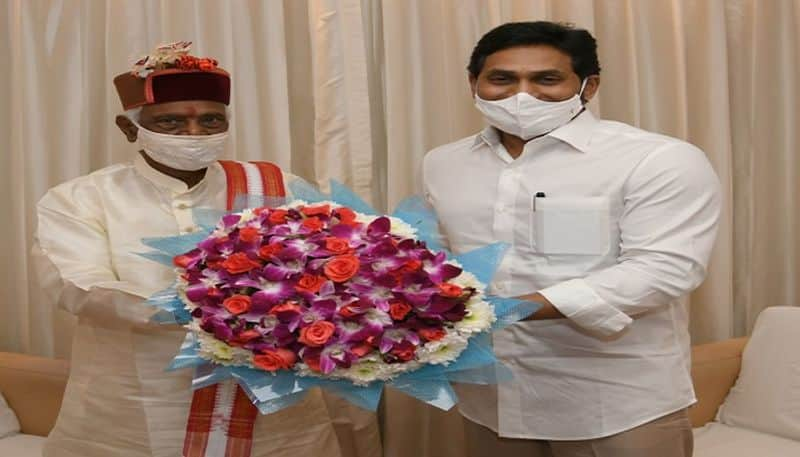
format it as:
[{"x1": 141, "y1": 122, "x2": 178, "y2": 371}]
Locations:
[
  {"x1": 33, "y1": 180, "x2": 156, "y2": 326},
  {"x1": 422, "y1": 154, "x2": 453, "y2": 252},
  {"x1": 539, "y1": 142, "x2": 722, "y2": 336}
]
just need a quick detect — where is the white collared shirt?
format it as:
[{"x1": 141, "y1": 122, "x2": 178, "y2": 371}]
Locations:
[
  {"x1": 32, "y1": 155, "x2": 363, "y2": 457},
  {"x1": 423, "y1": 110, "x2": 721, "y2": 439}
]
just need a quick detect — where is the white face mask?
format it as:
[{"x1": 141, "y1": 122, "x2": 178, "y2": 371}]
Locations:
[
  {"x1": 474, "y1": 79, "x2": 587, "y2": 140},
  {"x1": 131, "y1": 119, "x2": 229, "y2": 171}
]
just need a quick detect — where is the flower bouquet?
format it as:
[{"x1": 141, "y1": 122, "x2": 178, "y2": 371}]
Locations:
[{"x1": 139, "y1": 181, "x2": 539, "y2": 413}]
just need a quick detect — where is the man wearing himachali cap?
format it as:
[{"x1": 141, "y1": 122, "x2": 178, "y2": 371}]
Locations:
[{"x1": 32, "y1": 42, "x2": 381, "y2": 457}]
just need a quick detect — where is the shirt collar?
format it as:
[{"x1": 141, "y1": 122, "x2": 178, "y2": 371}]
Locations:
[
  {"x1": 133, "y1": 152, "x2": 218, "y2": 195},
  {"x1": 548, "y1": 109, "x2": 598, "y2": 153},
  {"x1": 471, "y1": 109, "x2": 599, "y2": 155}
]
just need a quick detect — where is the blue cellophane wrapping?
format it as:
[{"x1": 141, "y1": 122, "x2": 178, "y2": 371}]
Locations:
[{"x1": 137, "y1": 179, "x2": 541, "y2": 413}]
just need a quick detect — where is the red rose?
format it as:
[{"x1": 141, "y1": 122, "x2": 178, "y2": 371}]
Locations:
[
  {"x1": 295, "y1": 274, "x2": 326, "y2": 294},
  {"x1": 438, "y1": 283, "x2": 463, "y2": 298},
  {"x1": 234, "y1": 329, "x2": 262, "y2": 343},
  {"x1": 401, "y1": 259, "x2": 422, "y2": 273},
  {"x1": 418, "y1": 327, "x2": 446, "y2": 342},
  {"x1": 303, "y1": 354, "x2": 322, "y2": 372},
  {"x1": 223, "y1": 295, "x2": 251, "y2": 315},
  {"x1": 268, "y1": 209, "x2": 289, "y2": 225},
  {"x1": 298, "y1": 321, "x2": 336, "y2": 347},
  {"x1": 390, "y1": 342, "x2": 416, "y2": 362},
  {"x1": 351, "y1": 344, "x2": 372, "y2": 358},
  {"x1": 238, "y1": 227, "x2": 261, "y2": 243},
  {"x1": 324, "y1": 237, "x2": 351, "y2": 255},
  {"x1": 269, "y1": 302, "x2": 303, "y2": 316},
  {"x1": 221, "y1": 252, "x2": 262, "y2": 274},
  {"x1": 334, "y1": 207, "x2": 359, "y2": 226},
  {"x1": 302, "y1": 217, "x2": 324, "y2": 232},
  {"x1": 173, "y1": 254, "x2": 195, "y2": 269},
  {"x1": 338, "y1": 304, "x2": 360, "y2": 318},
  {"x1": 253, "y1": 349, "x2": 296, "y2": 372},
  {"x1": 389, "y1": 301, "x2": 413, "y2": 321},
  {"x1": 258, "y1": 243, "x2": 282, "y2": 260},
  {"x1": 301, "y1": 204, "x2": 331, "y2": 217},
  {"x1": 206, "y1": 259, "x2": 225, "y2": 270},
  {"x1": 324, "y1": 255, "x2": 360, "y2": 282}
]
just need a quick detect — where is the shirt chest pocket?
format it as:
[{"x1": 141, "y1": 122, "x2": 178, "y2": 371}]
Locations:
[{"x1": 530, "y1": 196, "x2": 611, "y2": 255}]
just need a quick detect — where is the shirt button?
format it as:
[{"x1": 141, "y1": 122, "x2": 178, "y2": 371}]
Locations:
[
  {"x1": 183, "y1": 226, "x2": 197, "y2": 233},
  {"x1": 176, "y1": 203, "x2": 190, "y2": 210}
]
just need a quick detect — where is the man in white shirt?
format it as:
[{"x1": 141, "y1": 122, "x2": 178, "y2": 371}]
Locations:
[
  {"x1": 423, "y1": 22, "x2": 721, "y2": 457},
  {"x1": 33, "y1": 42, "x2": 379, "y2": 457}
]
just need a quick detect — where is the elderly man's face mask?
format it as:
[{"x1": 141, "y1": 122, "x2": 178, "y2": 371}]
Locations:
[{"x1": 126, "y1": 101, "x2": 230, "y2": 171}]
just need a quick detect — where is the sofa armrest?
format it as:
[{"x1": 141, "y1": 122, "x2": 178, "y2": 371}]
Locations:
[
  {"x1": 689, "y1": 337, "x2": 748, "y2": 428},
  {"x1": 0, "y1": 352, "x2": 69, "y2": 437}
]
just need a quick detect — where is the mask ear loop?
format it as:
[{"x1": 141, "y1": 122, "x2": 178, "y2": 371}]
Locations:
[{"x1": 578, "y1": 78, "x2": 589, "y2": 103}]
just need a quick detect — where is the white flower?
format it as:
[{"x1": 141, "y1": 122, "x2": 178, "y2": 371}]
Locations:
[
  {"x1": 417, "y1": 332, "x2": 469, "y2": 365},
  {"x1": 194, "y1": 330, "x2": 252, "y2": 367},
  {"x1": 455, "y1": 299, "x2": 496, "y2": 334},
  {"x1": 237, "y1": 208, "x2": 256, "y2": 224},
  {"x1": 387, "y1": 216, "x2": 418, "y2": 239}
]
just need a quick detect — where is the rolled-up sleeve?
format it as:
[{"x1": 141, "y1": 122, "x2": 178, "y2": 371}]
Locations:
[{"x1": 539, "y1": 143, "x2": 721, "y2": 336}]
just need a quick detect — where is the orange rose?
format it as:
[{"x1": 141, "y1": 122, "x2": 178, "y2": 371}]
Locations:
[
  {"x1": 302, "y1": 217, "x2": 324, "y2": 232},
  {"x1": 223, "y1": 295, "x2": 251, "y2": 315},
  {"x1": 419, "y1": 327, "x2": 446, "y2": 342},
  {"x1": 324, "y1": 237, "x2": 351, "y2": 255},
  {"x1": 253, "y1": 349, "x2": 297, "y2": 372},
  {"x1": 438, "y1": 283, "x2": 463, "y2": 298},
  {"x1": 298, "y1": 321, "x2": 336, "y2": 347},
  {"x1": 324, "y1": 255, "x2": 360, "y2": 282},
  {"x1": 268, "y1": 209, "x2": 289, "y2": 225},
  {"x1": 221, "y1": 252, "x2": 262, "y2": 274},
  {"x1": 295, "y1": 274, "x2": 326, "y2": 294},
  {"x1": 389, "y1": 301, "x2": 413, "y2": 321},
  {"x1": 238, "y1": 227, "x2": 261, "y2": 243},
  {"x1": 401, "y1": 259, "x2": 422, "y2": 273},
  {"x1": 301, "y1": 204, "x2": 331, "y2": 217},
  {"x1": 258, "y1": 243, "x2": 282, "y2": 259}
]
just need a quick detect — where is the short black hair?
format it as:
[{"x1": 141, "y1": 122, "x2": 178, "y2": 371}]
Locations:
[{"x1": 468, "y1": 21, "x2": 601, "y2": 80}]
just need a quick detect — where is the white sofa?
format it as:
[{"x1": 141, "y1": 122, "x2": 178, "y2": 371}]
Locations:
[{"x1": 691, "y1": 306, "x2": 800, "y2": 456}]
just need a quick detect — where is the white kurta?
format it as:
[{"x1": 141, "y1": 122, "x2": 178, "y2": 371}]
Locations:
[
  {"x1": 423, "y1": 111, "x2": 721, "y2": 440},
  {"x1": 33, "y1": 154, "x2": 380, "y2": 457}
]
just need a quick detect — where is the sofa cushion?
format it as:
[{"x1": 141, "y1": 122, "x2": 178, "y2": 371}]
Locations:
[
  {"x1": 0, "y1": 433, "x2": 45, "y2": 457},
  {"x1": 694, "y1": 422, "x2": 800, "y2": 457},
  {"x1": 717, "y1": 306, "x2": 800, "y2": 440},
  {"x1": 0, "y1": 391, "x2": 20, "y2": 439}
]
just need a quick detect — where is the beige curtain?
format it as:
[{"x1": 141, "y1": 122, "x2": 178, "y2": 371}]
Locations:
[{"x1": 2, "y1": 0, "x2": 799, "y2": 455}]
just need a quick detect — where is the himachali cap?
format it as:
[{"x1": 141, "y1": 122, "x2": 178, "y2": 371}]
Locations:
[{"x1": 113, "y1": 41, "x2": 230, "y2": 110}]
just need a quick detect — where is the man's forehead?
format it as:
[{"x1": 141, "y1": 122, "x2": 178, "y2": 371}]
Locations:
[
  {"x1": 142, "y1": 100, "x2": 227, "y2": 116},
  {"x1": 483, "y1": 45, "x2": 573, "y2": 73}
]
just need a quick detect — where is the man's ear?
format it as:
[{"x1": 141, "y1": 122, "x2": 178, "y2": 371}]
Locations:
[
  {"x1": 115, "y1": 115, "x2": 138, "y2": 143},
  {"x1": 581, "y1": 75, "x2": 600, "y2": 104},
  {"x1": 468, "y1": 74, "x2": 478, "y2": 98}
]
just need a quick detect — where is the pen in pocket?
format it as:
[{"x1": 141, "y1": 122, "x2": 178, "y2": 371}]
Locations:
[{"x1": 532, "y1": 192, "x2": 546, "y2": 211}]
